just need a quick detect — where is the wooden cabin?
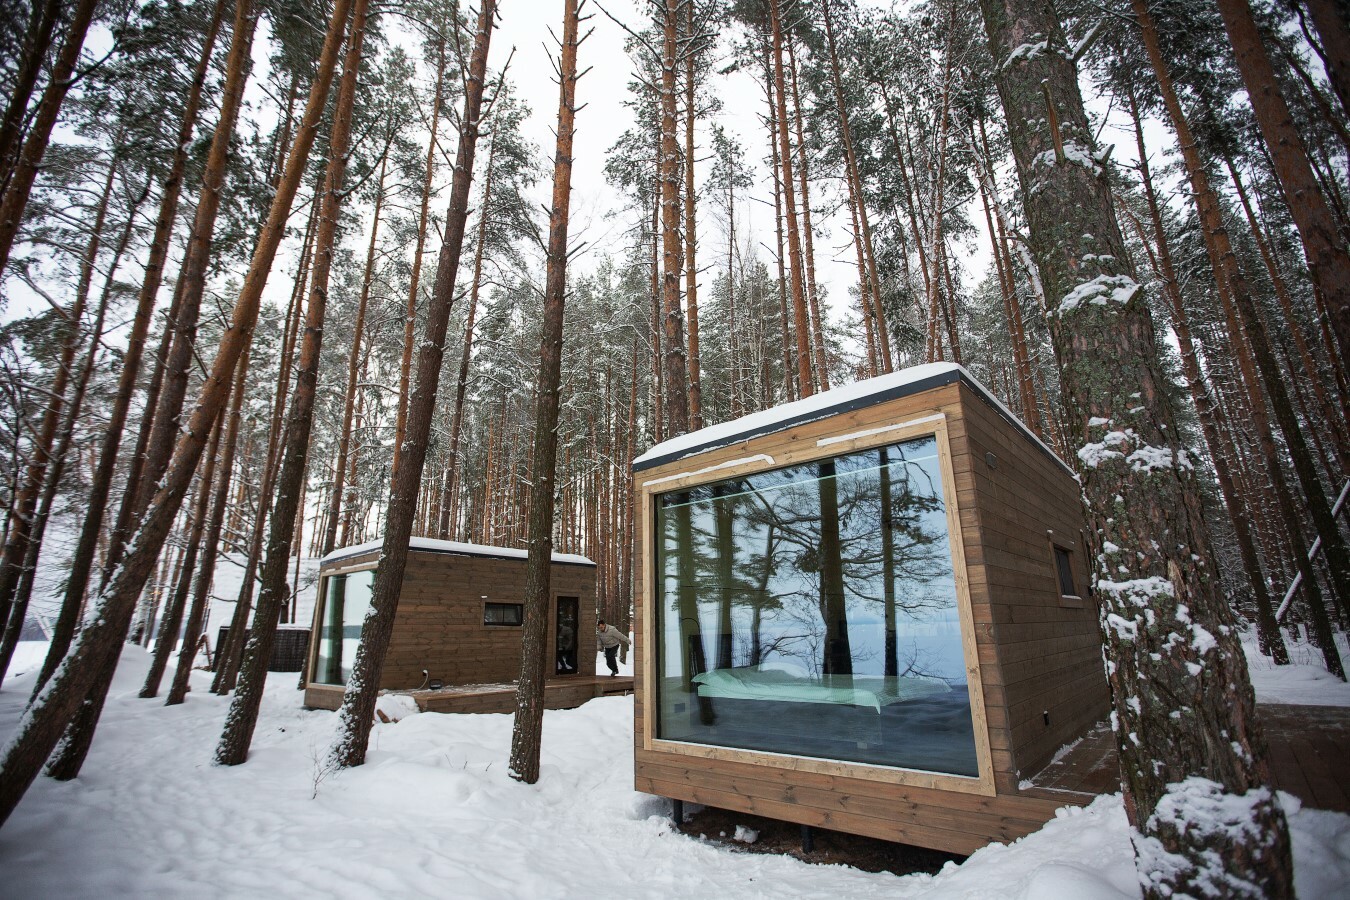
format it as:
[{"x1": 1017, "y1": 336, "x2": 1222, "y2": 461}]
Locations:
[
  {"x1": 630, "y1": 362, "x2": 1109, "y2": 855},
  {"x1": 303, "y1": 538, "x2": 597, "y2": 711}
]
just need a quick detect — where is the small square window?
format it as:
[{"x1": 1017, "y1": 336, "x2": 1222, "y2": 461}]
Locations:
[
  {"x1": 1054, "y1": 546, "x2": 1080, "y2": 599},
  {"x1": 484, "y1": 602, "x2": 523, "y2": 626}
]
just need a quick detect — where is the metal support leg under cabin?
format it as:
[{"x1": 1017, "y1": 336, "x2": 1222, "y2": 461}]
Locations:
[
  {"x1": 671, "y1": 799, "x2": 683, "y2": 828},
  {"x1": 801, "y1": 824, "x2": 815, "y2": 853}
]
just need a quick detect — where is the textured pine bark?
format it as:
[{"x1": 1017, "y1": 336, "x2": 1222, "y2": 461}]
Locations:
[
  {"x1": 330, "y1": 0, "x2": 496, "y2": 770},
  {"x1": 0, "y1": 0, "x2": 352, "y2": 829},
  {"x1": 683, "y1": 0, "x2": 702, "y2": 430},
  {"x1": 509, "y1": 0, "x2": 584, "y2": 784},
  {"x1": 978, "y1": 0, "x2": 1293, "y2": 894}
]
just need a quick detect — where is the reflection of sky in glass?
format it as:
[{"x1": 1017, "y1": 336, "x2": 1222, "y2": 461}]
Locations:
[
  {"x1": 314, "y1": 569, "x2": 375, "y2": 686},
  {"x1": 658, "y1": 437, "x2": 963, "y2": 682},
  {"x1": 653, "y1": 435, "x2": 978, "y2": 775}
]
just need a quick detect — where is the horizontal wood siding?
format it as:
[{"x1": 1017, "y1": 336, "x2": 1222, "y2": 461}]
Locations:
[
  {"x1": 951, "y1": 384, "x2": 1108, "y2": 780},
  {"x1": 308, "y1": 549, "x2": 596, "y2": 695}
]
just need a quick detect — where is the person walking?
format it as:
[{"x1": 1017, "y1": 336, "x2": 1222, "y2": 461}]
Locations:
[{"x1": 596, "y1": 619, "x2": 630, "y2": 677}]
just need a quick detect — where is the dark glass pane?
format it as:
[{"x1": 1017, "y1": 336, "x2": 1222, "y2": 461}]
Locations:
[
  {"x1": 1055, "y1": 547, "x2": 1078, "y2": 597},
  {"x1": 485, "y1": 602, "x2": 523, "y2": 626},
  {"x1": 654, "y1": 436, "x2": 978, "y2": 777}
]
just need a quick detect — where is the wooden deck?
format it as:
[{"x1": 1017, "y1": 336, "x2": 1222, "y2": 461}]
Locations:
[
  {"x1": 401, "y1": 675, "x2": 633, "y2": 714},
  {"x1": 1023, "y1": 703, "x2": 1350, "y2": 812},
  {"x1": 305, "y1": 676, "x2": 633, "y2": 713}
]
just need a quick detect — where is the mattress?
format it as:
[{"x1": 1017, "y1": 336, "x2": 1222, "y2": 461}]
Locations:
[{"x1": 691, "y1": 665, "x2": 950, "y2": 713}]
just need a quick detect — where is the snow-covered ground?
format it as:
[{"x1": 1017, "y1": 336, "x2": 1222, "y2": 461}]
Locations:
[{"x1": 1, "y1": 635, "x2": 1348, "y2": 899}]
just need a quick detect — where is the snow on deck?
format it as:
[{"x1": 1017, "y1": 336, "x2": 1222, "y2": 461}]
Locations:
[
  {"x1": 633, "y1": 362, "x2": 1074, "y2": 478},
  {"x1": 321, "y1": 536, "x2": 595, "y2": 567}
]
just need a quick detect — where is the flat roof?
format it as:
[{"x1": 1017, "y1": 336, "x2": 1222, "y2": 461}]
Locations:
[
  {"x1": 320, "y1": 537, "x2": 596, "y2": 568},
  {"x1": 633, "y1": 362, "x2": 1075, "y2": 478}
]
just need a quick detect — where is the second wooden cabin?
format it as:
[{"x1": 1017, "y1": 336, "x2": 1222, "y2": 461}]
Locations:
[
  {"x1": 303, "y1": 538, "x2": 598, "y2": 711},
  {"x1": 630, "y1": 362, "x2": 1109, "y2": 855}
]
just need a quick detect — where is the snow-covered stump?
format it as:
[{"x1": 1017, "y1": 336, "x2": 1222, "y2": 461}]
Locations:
[{"x1": 978, "y1": 0, "x2": 1294, "y2": 894}]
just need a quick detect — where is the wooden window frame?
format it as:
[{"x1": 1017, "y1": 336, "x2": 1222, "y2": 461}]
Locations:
[
  {"x1": 1049, "y1": 539, "x2": 1085, "y2": 609},
  {"x1": 636, "y1": 411, "x2": 998, "y2": 798}
]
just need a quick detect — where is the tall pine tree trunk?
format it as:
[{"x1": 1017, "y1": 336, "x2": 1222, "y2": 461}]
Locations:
[
  {"x1": 508, "y1": 0, "x2": 584, "y2": 784},
  {"x1": 979, "y1": 0, "x2": 1293, "y2": 893},
  {"x1": 329, "y1": 0, "x2": 496, "y2": 770}
]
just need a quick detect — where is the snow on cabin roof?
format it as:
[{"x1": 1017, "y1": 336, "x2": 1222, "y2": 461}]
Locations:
[
  {"x1": 321, "y1": 537, "x2": 596, "y2": 568},
  {"x1": 633, "y1": 362, "x2": 1075, "y2": 477}
]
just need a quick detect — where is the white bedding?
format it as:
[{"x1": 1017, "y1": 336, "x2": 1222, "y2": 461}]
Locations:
[{"x1": 691, "y1": 665, "x2": 950, "y2": 713}]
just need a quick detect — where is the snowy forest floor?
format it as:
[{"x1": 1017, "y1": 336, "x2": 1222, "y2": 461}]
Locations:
[{"x1": 0, "y1": 636, "x2": 1348, "y2": 898}]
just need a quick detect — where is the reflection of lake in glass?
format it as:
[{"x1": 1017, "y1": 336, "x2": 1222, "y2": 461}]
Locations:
[{"x1": 654, "y1": 435, "x2": 979, "y2": 777}]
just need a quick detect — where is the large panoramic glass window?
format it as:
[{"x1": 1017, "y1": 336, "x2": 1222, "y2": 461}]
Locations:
[
  {"x1": 313, "y1": 569, "x2": 375, "y2": 686},
  {"x1": 653, "y1": 435, "x2": 978, "y2": 777}
]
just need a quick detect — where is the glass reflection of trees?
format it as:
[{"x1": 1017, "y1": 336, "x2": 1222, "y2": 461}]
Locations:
[{"x1": 655, "y1": 435, "x2": 978, "y2": 775}]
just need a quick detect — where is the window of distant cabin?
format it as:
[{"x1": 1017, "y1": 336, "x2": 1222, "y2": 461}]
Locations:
[
  {"x1": 652, "y1": 434, "x2": 979, "y2": 778},
  {"x1": 483, "y1": 602, "x2": 524, "y2": 626},
  {"x1": 313, "y1": 568, "x2": 375, "y2": 686}
]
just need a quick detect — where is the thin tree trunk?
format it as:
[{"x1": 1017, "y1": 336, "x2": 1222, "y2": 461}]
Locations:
[
  {"x1": 0, "y1": 0, "x2": 99, "y2": 275},
  {"x1": 439, "y1": 139, "x2": 496, "y2": 539},
  {"x1": 768, "y1": 1, "x2": 812, "y2": 398},
  {"x1": 1125, "y1": 87, "x2": 1288, "y2": 665},
  {"x1": 0, "y1": 0, "x2": 63, "y2": 185},
  {"x1": 394, "y1": 38, "x2": 447, "y2": 473},
  {"x1": 41, "y1": 0, "x2": 226, "y2": 691},
  {"x1": 1134, "y1": 0, "x2": 1350, "y2": 655},
  {"x1": 683, "y1": 0, "x2": 702, "y2": 430},
  {"x1": 0, "y1": 0, "x2": 352, "y2": 828},
  {"x1": 0, "y1": 185, "x2": 142, "y2": 686},
  {"x1": 329, "y1": 0, "x2": 496, "y2": 770},
  {"x1": 509, "y1": 0, "x2": 584, "y2": 784},
  {"x1": 659, "y1": 0, "x2": 691, "y2": 434},
  {"x1": 166, "y1": 344, "x2": 250, "y2": 706},
  {"x1": 786, "y1": 34, "x2": 829, "y2": 391},
  {"x1": 3, "y1": 158, "x2": 117, "y2": 680},
  {"x1": 213, "y1": 197, "x2": 316, "y2": 695},
  {"x1": 1214, "y1": 0, "x2": 1350, "y2": 373},
  {"x1": 105, "y1": 0, "x2": 259, "y2": 583},
  {"x1": 822, "y1": 0, "x2": 890, "y2": 374},
  {"x1": 322, "y1": 153, "x2": 387, "y2": 557},
  {"x1": 138, "y1": 418, "x2": 223, "y2": 700}
]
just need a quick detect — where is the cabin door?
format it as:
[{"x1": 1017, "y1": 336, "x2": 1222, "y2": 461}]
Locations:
[{"x1": 555, "y1": 596, "x2": 579, "y2": 675}]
